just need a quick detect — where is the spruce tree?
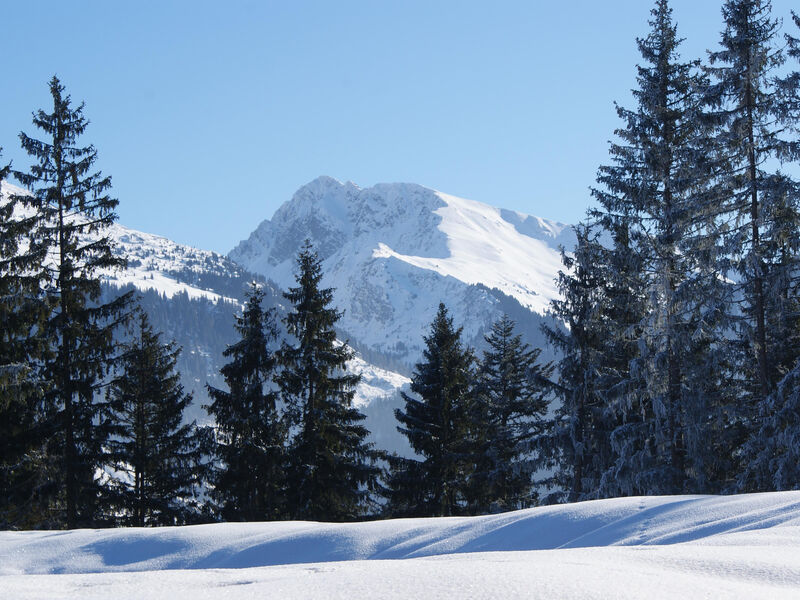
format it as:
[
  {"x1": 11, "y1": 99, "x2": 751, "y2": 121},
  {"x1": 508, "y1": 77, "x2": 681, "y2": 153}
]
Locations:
[
  {"x1": 705, "y1": 0, "x2": 800, "y2": 408},
  {"x1": 737, "y1": 10, "x2": 800, "y2": 491},
  {"x1": 13, "y1": 77, "x2": 132, "y2": 528},
  {"x1": 469, "y1": 314, "x2": 552, "y2": 513},
  {"x1": 389, "y1": 303, "x2": 475, "y2": 517},
  {"x1": 206, "y1": 283, "x2": 286, "y2": 521},
  {"x1": 279, "y1": 241, "x2": 381, "y2": 521},
  {"x1": 577, "y1": 0, "x2": 732, "y2": 495},
  {"x1": 0, "y1": 159, "x2": 50, "y2": 527},
  {"x1": 106, "y1": 310, "x2": 202, "y2": 526},
  {"x1": 586, "y1": 219, "x2": 650, "y2": 498},
  {"x1": 540, "y1": 224, "x2": 624, "y2": 502}
]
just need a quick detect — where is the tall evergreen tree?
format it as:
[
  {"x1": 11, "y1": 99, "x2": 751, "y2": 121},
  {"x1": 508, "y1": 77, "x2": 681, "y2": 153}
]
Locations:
[
  {"x1": 13, "y1": 77, "x2": 132, "y2": 528},
  {"x1": 0, "y1": 158, "x2": 50, "y2": 527},
  {"x1": 584, "y1": 217, "x2": 650, "y2": 498},
  {"x1": 737, "y1": 9, "x2": 800, "y2": 491},
  {"x1": 106, "y1": 310, "x2": 202, "y2": 526},
  {"x1": 705, "y1": 0, "x2": 800, "y2": 405},
  {"x1": 468, "y1": 314, "x2": 552, "y2": 513},
  {"x1": 279, "y1": 241, "x2": 382, "y2": 521},
  {"x1": 206, "y1": 283, "x2": 286, "y2": 521},
  {"x1": 540, "y1": 224, "x2": 632, "y2": 502},
  {"x1": 389, "y1": 303, "x2": 475, "y2": 517},
  {"x1": 560, "y1": 0, "x2": 736, "y2": 497}
]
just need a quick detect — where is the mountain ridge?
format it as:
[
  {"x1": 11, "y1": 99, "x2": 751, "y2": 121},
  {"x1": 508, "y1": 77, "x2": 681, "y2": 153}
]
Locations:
[
  {"x1": 230, "y1": 176, "x2": 575, "y2": 369},
  {"x1": 0, "y1": 179, "x2": 410, "y2": 443},
  {"x1": 1, "y1": 176, "x2": 573, "y2": 455}
]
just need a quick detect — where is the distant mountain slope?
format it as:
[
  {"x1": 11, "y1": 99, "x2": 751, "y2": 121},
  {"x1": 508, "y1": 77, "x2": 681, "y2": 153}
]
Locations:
[
  {"x1": 230, "y1": 176, "x2": 575, "y2": 369},
  {"x1": 104, "y1": 222, "x2": 245, "y2": 305},
  {"x1": 1, "y1": 181, "x2": 247, "y2": 306},
  {"x1": 1, "y1": 180, "x2": 411, "y2": 450}
]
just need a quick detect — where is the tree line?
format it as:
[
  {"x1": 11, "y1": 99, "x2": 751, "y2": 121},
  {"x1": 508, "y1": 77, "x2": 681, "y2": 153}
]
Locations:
[
  {"x1": 0, "y1": 74, "x2": 545, "y2": 525},
  {"x1": 541, "y1": 0, "x2": 800, "y2": 501},
  {"x1": 2, "y1": 0, "x2": 800, "y2": 528}
]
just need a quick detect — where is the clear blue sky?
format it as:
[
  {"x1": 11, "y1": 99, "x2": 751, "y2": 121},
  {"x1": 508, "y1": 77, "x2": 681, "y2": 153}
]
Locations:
[{"x1": 1, "y1": 1, "x2": 797, "y2": 253}]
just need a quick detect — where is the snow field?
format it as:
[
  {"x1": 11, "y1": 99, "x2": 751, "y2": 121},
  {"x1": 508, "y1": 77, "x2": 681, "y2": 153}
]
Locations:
[
  {"x1": 2, "y1": 492, "x2": 799, "y2": 599},
  {"x1": 374, "y1": 191, "x2": 565, "y2": 315}
]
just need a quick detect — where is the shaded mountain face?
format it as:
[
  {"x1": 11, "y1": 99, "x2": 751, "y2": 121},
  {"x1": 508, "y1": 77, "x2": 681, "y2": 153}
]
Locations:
[{"x1": 230, "y1": 176, "x2": 575, "y2": 372}]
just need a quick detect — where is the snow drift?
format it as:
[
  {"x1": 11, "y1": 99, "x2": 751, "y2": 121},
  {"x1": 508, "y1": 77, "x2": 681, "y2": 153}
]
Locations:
[{"x1": 2, "y1": 493, "x2": 799, "y2": 599}]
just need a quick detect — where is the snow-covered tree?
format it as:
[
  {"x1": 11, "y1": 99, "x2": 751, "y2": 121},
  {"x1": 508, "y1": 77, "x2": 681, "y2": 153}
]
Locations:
[
  {"x1": 557, "y1": 0, "x2": 738, "y2": 496},
  {"x1": 595, "y1": 0, "x2": 732, "y2": 494},
  {"x1": 540, "y1": 225, "x2": 619, "y2": 503},
  {"x1": 705, "y1": 0, "x2": 800, "y2": 410},
  {"x1": 738, "y1": 352, "x2": 800, "y2": 491},
  {"x1": 736, "y1": 8, "x2": 800, "y2": 491}
]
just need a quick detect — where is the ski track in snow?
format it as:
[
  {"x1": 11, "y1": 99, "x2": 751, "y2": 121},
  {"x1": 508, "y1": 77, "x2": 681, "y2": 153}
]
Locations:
[{"x1": 2, "y1": 492, "x2": 800, "y2": 599}]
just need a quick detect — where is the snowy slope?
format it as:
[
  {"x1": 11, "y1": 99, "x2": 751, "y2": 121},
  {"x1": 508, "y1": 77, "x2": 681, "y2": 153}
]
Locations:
[
  {"x1": 230, "y1": 176, "x2": 575, "y2": 367},
  {"x1": 347, "y1": 352, "x2": 411, "y2": 409},
  {"x1": 2, "y1": 492, "x2": 799, "y2": 599},
  {"x1": 103, "y1": 223, "x2": 240, "y2": 304},
  {"x1": 0, "y1": 181, "x2": 242, "y2": 305},
  {"x1": 372, "y1": 190, "x2": 566, "y2": 315},
  {"x1": 0, "y1": 180, "x2": 411, "y2": 442}
]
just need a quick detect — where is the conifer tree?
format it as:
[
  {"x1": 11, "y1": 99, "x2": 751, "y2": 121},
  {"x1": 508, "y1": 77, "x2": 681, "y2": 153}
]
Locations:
[
  {"x1": 279, "y1": 241, "x2": 382, "y2": 521},
  {"x1": 206, "y1": 283, "x2": 286, "y2": 521},
  {"x1": 567, "y1": 0, "x2": 735, "y2": 496},
  {"x1": 389, "y1": 303, "x2": 475, "y2": 517},
  {"x1": 0, "y1": 158, "x2": 50, "y2": 527},
  {"x1": 13, "y1": 77, "x2": 132, "y2": 528},
  {"x1": 468, "y1": 314, "x2": 551, "y2": 513},
  {"x1": 106, "y1": 310, "x2": 202, "y2": 526},
  {"x1": 705, "y1": 0, "x2": 800, "y2": 408},
  {"x1": 737, "y1": 10, "x2": 800, "y2": 491},
  {"x1": 585, "y1": 218, "x2": 650, "y2": 498},
  {"x1": 540, "y1": 225, "x2": 626, "y2": 502}
]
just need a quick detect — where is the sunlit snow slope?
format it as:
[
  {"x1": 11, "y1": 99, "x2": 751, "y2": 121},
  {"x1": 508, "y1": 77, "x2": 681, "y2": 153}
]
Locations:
[
  {"x1": 2, "y1": 492, "x2": 799, "y2": 599},
  {"x1": 372, "y1": 190, "x2": 567, "y2": 315},
  {"x1": 1, "y1": 181, "x2": 241, "y2": 305}
]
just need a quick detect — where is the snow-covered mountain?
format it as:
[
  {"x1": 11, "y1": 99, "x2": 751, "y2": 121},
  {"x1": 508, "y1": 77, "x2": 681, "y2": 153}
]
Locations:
[
  {"x1": 230, "y1": 176, "x2": 575, "y2": 370},
  {"x1": 0, "y1": 180, "x2": 410, "y2": 439},
  {"x1": 104, "y1": 224, "x2": 243, "y2": 305},
  {"x1": 1, "y1": 181, "x2": 249, "y2": 306},
  {"x1": 1, "y1": 177, "x2": 573, "y2": 455}
]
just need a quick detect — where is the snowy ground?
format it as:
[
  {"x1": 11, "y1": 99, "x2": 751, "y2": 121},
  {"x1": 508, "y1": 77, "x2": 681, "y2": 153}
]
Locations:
[{"x1": 2, "y1": 492, "x2": 799, "y2": 599}]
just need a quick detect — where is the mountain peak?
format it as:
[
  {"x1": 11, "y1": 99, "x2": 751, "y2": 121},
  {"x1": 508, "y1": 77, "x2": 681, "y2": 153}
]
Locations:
[
  {"x1": 229, "y1": 178, "x2": 575, "y2": 367},
  {"x1": 293, "y1": 175, "x2": 360, "y2": 199}
]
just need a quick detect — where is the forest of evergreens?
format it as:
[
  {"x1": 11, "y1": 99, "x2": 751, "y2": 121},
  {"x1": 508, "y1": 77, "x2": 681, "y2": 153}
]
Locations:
[{"x1": 1, "y1": 0, "x2": 799, "y2": 528}]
